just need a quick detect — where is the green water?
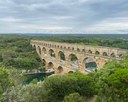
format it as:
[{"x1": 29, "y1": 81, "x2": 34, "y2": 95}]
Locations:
[
  {"x1": 86, "y1": 62, "x2": 97, "y2": 70},
  {"x1": 24, "y1": 72, "x2": 54, "y2": 84}
]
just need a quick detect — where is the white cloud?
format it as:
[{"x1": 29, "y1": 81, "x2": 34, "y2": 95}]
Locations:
[
  {"x1": 0, "y1": 0, "x2": 128, "y2": 34},
  {"x1": 52, "y1": 16, "x2": 74, "y2": 20},
  {"x1": 0, "y1": 17, "x2": 22, "y2": 22},
  {"x1": 83, "y1": 17, "x2": 128, "y2": 34}
]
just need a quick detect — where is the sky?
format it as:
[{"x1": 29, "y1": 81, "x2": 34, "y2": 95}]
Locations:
[{"x1": 0, "y1": 0, "x2": 128, "y2": 34}]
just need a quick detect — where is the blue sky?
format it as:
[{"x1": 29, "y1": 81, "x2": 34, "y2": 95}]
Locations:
[{"x1": 0, "y1": 0, "x2": 128, "y2": 34}]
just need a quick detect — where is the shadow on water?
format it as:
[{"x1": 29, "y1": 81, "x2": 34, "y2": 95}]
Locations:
[{"x1": 23, "y1": 71, "x2": 54, "y2": 84}]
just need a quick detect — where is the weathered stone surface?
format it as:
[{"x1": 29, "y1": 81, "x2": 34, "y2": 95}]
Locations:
[{"x1": 31, "y1": 40, "x2": 128, "y2": 74}]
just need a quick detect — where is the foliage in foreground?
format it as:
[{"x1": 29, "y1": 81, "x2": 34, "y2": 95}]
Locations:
[
  {"x1": 43, "y1": 72, "x2": 96, "y2": 102},
  {"x1": 91, "y1": 56, "x2": 128, "y2": 102},
  {"x1": 1, "y1": 56, "x2": 128, "y2": 102},
  {"x1": 0, "y1": 67, "x2": 13, "y2": 100},
  {"x1": 3, "y1": 72, "x2": 96, "y2": 102},
  {"x1": 63, "y1": 93, "x2": 84, "y2": 102},
  {"x1": 0, "y1": 35, "x2": 128, "y2": 102}
]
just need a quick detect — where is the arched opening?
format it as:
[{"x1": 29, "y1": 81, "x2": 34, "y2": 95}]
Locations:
[
  {"x1": 82, "y1": 49, "x2": 85, "y2": 52},
  {"x1": 49, "y1": 49, "x2": 55, "y2": 57},
  {"x1": 33, "y1": 45, "x2": 36, "y2": 49},
  {"x1": 83, "y1": 57, "x2": 97, "y2": 70},
  {"x1": 68, "y1": 47, "x2": 71, "y2": 50},
  {"x1": 37, "y1": 46, "x2": 41, "y2": 55},
  {"x1": 69, "y1": 54, "x2": 78, "y2": 62},
  {"x1": 42, "y1": 59, "x2": 46, "y2": 66},
  {"x1": 77, "y1": 48, "x2": 80, "y2": 52},
  {"x1": 68, "y1": 71, "x2": 74, "y2": 73},
  {"x1": 58, "y1": 51, "x2": 65, "y2": 61},
  {"x1": 103, "y1": 52, "x2": 108, "y2": 56},
  {"x1": 88, "y1": 50, "x2": 92, "y2": 54},
  {"x1": 42, "y1": 47, "x2": 46, "y2": 54},
  {"x1": 64, "y1": 46, "x2": 66, "y2": 49},
  {"x1": 57, "y1": 66, "x2": 63, "y2": 73},
  {"x1": 47, "y1": 62, "x2": 54, "y2": 69},
  {"x1": 68, "y1": 54, "x2": 79, "y2": 70},
  {"x1": 119, "y1": 54, "x2": 124, "y2": 58},
  {"x1": 111, "y1": 53, "x2": 116, "y2": 57},
  {"x1": 95, "y1": 51, "x2": 100, "y2": 55},
  {"x1": 60, "y1": 46, "x2": 63, "y2": 49}
]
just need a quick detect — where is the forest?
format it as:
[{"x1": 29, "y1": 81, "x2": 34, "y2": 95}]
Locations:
[{"x1": 0, "y1": 34, "x2": 128, "y2": 102}]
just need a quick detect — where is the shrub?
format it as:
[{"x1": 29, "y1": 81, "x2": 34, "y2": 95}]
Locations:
[
  {"x1": 43, "y1": 72, "x2": 96, "y2": 102},
  {"x1": 63, "y1": 92, "x2": 84, "y2": 102}
]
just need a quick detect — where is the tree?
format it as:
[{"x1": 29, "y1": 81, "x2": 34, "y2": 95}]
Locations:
[
  {"x1": 95, "y1": 68, "x2": 128, "y2": 102},
  {"x1": 93, "y1": 56, "x2": 128, "y2": 102},
  {"x1": 0, "y1": 67, "x2": 13, "y2": 100},
  {"x1": 63, "y1": 93, "x2": 84, "y2": 102},
  {"x1": 3, "y1": 83, "x2": 45, "y2": 102},
  {"x1": 43, "y1": 72, "x2": 96, "y2": 102}
]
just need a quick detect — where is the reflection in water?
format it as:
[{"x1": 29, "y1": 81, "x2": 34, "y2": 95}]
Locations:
[
  {"x1": 24, "y1": 71, "x2": 54, "y2": 84},
  {"x1": 85, "y1": 62, "x2": 97, "y2": 70}
]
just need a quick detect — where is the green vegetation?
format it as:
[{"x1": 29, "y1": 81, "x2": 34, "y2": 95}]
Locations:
[
  {"x1": 42, "y1": 72, "x2": 96, "y2": 102},
  {"x1": 0, "y1": 34, "x2": 128, "y2": 102},
  {"x1": 0, "y1": 35, "x2": 43, "y2": 71},
  {"x1": 0, "y1": 67, "x2": 13, "y2": 100},
  {"x1": 63, "y1": 93, "x2": 84, "y2": 102},
  {"x1": 32, "y1": 36, "x2": 128, "y2": 49},
  {"x1": 92, "y1": 56, "x2": 128, "y2": 102}
]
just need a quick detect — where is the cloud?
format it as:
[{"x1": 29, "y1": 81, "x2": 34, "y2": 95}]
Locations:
[{"x1": 0, "y1": 0, "x2": 128, "y2": 34}]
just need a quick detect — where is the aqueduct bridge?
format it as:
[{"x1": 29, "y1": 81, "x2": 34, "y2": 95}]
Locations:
[{"x1": 31, "y1": 40, "x2": 127, "y2": 74}]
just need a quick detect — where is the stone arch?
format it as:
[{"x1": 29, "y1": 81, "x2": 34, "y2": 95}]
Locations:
[
  {"x1": 77, "y1": 48, "x2": 80, "y2": 52},
  {"x1": 103, "y1": 52, "x2": 108, "y2": 56},
  {"x1": 68, "y1": 47, "x2": 71, "y2": 50},
  {"x1": 88, "y1": 50, "x2": 92, "y2": 54},
  {"x1": 96, "y1": 58, "x2": 107, "y2": 68},
  {"x1": 47, "y1": 62, "x2": 54, "y2": 69},
  {"x1": 82, "y1": 49, "x2": 85, "y2": 52},
  {"x1": 49, "y1": 49, "x2": 55, "y2": 57},
  {"x1": 37, "y1": 46, "x2": 41, "y2": 55},
  {"x1": 110, "y1": 52, "x2": 116, "y2": 57},
  {"x1": 118, "y1": 54, "x2": 124, "y2": 58},
  {"x1": 68, "y1": 71, "x2": 74, "y2": 73},
  {"x1": 68, "y1": 54, "x2": 79, "y2": 70},
  {"x1": 68, "y1": 54, "x2": 78, "y2": 62},
  {"x1": 57, "y1": 66, "x2": 63, "y2": 73},
  {"x1": 64, "y1": 46, "x2": 66, "y2": 49},
  {"x1": 58, "y1": 51, "x2": 65, "y2": 60},
  {"x1": 60, "y1": 46, "x2": 63, "y2": 49},
  {"x1": 83, "y1": 57, "x2": 97, "y2": 70},
  {"x1": 42, "y1": 59, "x2": 46, "y2": 66},
  {"x1": 33, "y1": 45, "x2": 36, "y2": 49},
  {"x1": 95, "y1": 51, "x2": 100, "y2": 55},
  {"x1": 42, "y1": 47, "x2": 46, "y2": 54}
]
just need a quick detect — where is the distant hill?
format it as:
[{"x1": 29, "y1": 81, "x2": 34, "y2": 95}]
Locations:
[
  {"x1": 14, "y1": 33, "x2": 128, "y2": 38},
  {"x1": 0, "y1": 33, "x2": 128, "y2": 39}
]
